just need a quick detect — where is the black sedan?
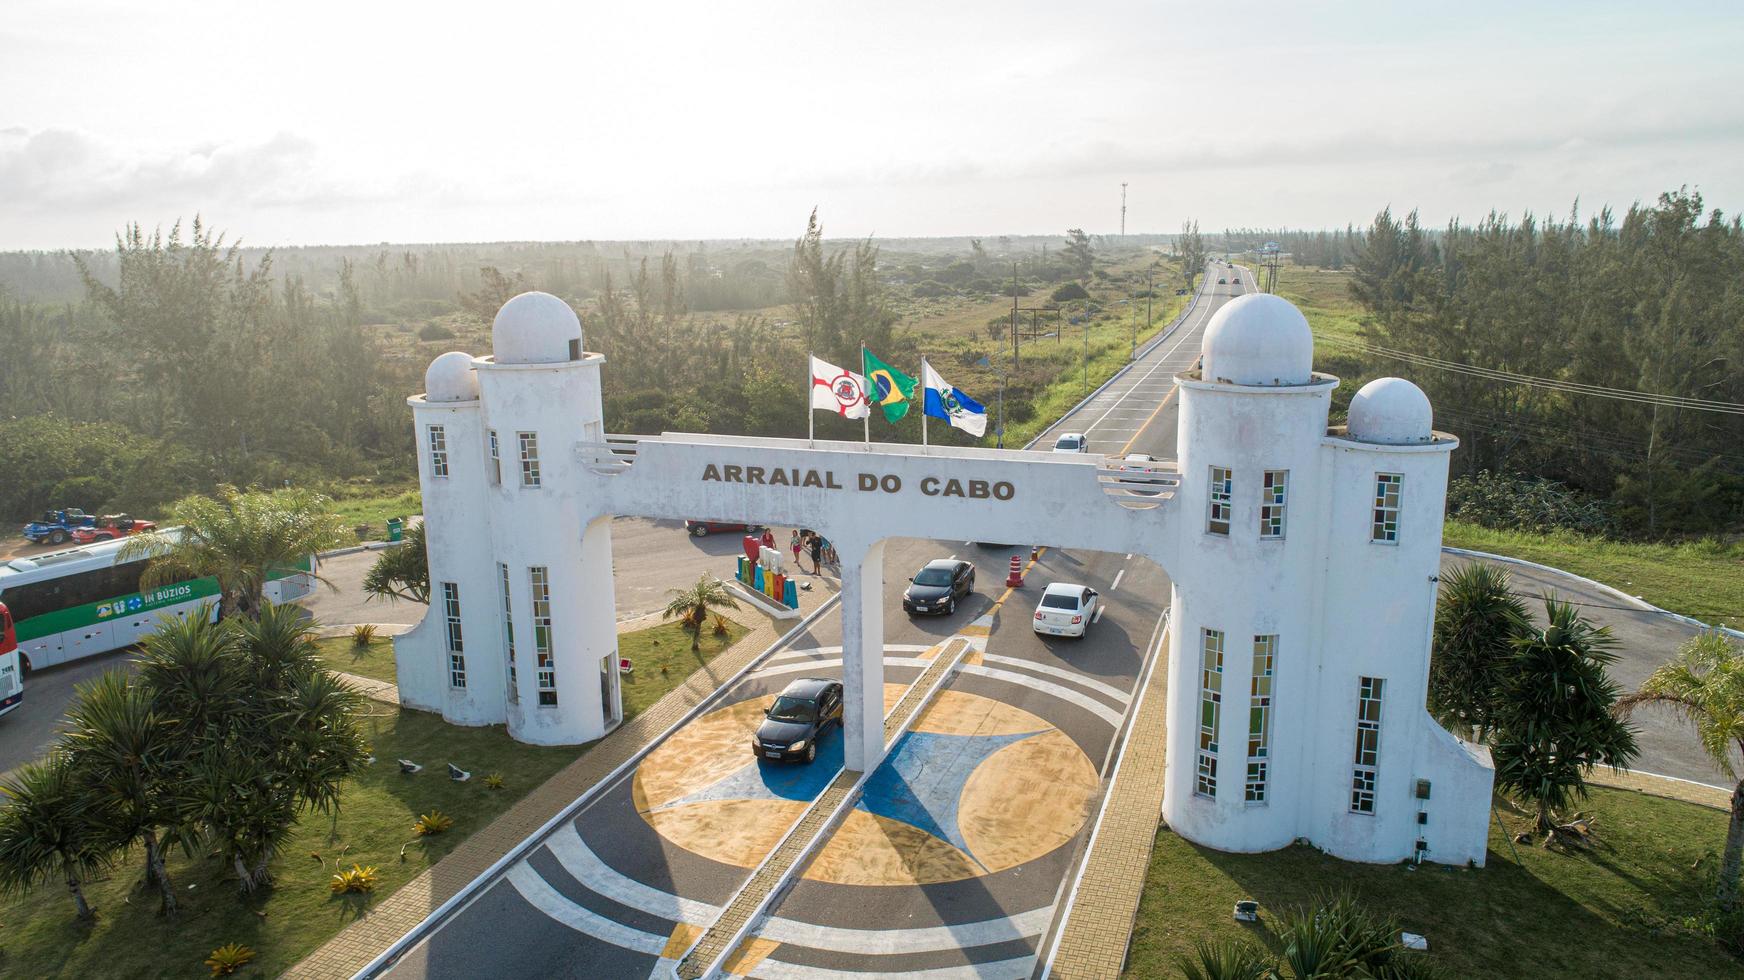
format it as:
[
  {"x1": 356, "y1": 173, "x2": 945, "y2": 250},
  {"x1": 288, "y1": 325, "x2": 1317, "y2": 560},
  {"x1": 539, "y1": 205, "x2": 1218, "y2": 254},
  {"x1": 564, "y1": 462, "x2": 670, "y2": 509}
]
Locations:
[
  {"x1": 751, "y1": 678, "x2": 842, "y2": 764},
  {"x1": 902, "y1": 558, "x2": 975, "y2": 616}
]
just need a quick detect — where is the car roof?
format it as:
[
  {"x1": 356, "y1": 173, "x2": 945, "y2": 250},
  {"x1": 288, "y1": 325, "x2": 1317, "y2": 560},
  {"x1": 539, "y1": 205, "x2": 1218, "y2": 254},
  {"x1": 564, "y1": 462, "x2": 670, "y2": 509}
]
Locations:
[
  {"x1": 781, "y1": 677, "x2": 835, "y2": 699},
  {"x1": 1042, "y1": 582, "x2": 1086, "y2": 596},
  {"x1": 922, "y1": 558, "x2": 963, "y2": 571},
  {"x1": 1123, "y1": 453, "x2": 1157, "y2": 462}
]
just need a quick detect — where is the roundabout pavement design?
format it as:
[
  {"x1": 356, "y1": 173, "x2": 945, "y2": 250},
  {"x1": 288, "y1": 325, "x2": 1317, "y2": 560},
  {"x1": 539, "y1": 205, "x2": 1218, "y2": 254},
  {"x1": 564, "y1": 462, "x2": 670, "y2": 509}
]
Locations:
[{"x1": 387, "y1": 541, "x2": 1168, "y2": 980}]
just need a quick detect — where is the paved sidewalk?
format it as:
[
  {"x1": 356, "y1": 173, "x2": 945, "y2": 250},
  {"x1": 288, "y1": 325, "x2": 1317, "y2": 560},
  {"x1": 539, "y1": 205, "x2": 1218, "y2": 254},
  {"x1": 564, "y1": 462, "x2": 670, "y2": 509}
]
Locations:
[
  {"x1": 287, "y1": 581, "x2": 837, "y2": 980},
  {"x1": 1048, "y1": 632, "x2": 1170, "y2": 980}
]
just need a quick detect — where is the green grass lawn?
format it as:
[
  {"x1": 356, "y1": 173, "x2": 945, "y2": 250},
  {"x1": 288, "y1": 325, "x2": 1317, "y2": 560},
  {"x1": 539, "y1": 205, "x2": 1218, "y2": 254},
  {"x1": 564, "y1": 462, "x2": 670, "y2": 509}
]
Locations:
[
  {"x1": 1126, "y1": 788, "x2": 1738, "y2": 978},
  {"x1": 616, "y1": 618, "x2": 748, "y2": 719},
  {"x1": 1443, "y1": 519, "x2": 1744, "y2": 629},
  {"x1": 0, "y1": 620, "x2": 750, "y2": 977},
  {"x1": 312, "y1": 635, "x2": 399, "y2": 684},
  {"x1": 320, "y1": 483, "x2": 422, "y2": 541}
]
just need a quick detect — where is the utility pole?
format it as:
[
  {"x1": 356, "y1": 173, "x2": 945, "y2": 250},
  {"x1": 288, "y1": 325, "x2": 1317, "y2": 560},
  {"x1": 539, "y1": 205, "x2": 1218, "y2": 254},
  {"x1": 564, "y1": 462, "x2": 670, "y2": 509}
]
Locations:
[
  {"x1": 1082, "y1": 302, "x2": 1089, "y2": 396},
  {"x1": 1120, "y1": 183, "x2": 1128, "y2": 238},
  {"x1": 1009, "y1": 261, "x2": 1020, "y2": 371}
]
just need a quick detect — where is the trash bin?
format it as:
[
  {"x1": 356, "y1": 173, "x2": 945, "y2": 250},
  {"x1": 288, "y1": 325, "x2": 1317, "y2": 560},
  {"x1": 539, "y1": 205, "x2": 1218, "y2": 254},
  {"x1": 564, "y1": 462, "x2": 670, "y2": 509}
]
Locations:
[{"x1": 386, "y1": 517, "x2": 404, "y2": 542}]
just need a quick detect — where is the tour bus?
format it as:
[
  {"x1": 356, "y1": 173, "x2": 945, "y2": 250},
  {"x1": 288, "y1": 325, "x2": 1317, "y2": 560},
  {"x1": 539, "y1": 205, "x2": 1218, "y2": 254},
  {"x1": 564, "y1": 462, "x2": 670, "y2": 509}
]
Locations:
[
  {"x1": 0, "y1": 533, "x2": 316, "y2": 673},
  {"x1": 0, "y1": 602, "x2": 20, "y2": 718}
]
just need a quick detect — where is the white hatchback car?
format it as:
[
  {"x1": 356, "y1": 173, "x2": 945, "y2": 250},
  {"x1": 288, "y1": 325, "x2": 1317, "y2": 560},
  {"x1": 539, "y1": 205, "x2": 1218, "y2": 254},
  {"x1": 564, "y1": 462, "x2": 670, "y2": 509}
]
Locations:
[
  {"x1": 1052, "y1": 433, "x2": 1089, "y2": 453},
  {"x1": 1033, "y1": 582, "x2": 1100, "y2": 638}
]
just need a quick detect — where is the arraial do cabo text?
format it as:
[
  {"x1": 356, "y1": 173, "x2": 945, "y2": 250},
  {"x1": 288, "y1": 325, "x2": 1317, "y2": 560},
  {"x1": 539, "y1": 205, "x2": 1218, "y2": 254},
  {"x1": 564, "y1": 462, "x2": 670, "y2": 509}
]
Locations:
[{"x1": 700, "y1": 463, "x2": 1016, "y2": 501}]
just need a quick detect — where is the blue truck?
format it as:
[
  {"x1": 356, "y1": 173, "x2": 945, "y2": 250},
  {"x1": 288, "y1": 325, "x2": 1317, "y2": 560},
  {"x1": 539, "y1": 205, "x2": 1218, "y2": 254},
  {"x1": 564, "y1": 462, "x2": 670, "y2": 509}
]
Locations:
[{"x1": 21, "y1": 508, "x2": 97, "y2": 546}]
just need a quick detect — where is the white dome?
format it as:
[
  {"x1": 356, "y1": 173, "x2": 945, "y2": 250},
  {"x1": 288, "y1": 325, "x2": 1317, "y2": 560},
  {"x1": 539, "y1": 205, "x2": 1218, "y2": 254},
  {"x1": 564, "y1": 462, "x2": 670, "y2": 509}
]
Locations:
[
  {"x1": 424, "y1": 351, "x2": 479, "y2": 402},
  {"x1": 1200, "y1": 293, "x2": 1314, "y2": 386},
  {"x1": 1348, "y1": 377, "x2": 1434, "y2": 444},
  {"x1": 491, "y1": 291, "x2": 582, "y2": 365}
]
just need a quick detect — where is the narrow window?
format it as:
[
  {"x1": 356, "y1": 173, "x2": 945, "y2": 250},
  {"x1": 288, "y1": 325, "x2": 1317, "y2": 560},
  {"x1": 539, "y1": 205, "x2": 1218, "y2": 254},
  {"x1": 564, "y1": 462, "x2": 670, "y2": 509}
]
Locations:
[
  {"x1": 1207, "y1": 466, "x2": 1232, "y2": 536},
  {"x1": 1246, "y1": 635, "x2": 1276, "y2": 803},
  {"x1": 1372, "y1": 473, "x2": 1402, "y2": 543},
  {"x1": 1351, "y1": 676, "x2": 1385, "y2": 813},
  {"x1": 1196, "y1": 628, "x2": 1225, "y2": 798},
  {"x1": 442, "y1": 582, "x2": 465, "y2": 688},
  {"x1": 530, "y1": 566, "x2": 556, "y2": 705},
  {"x1": 499, "y1": 562, "x2": 517, "y2": 703},
  {"x1": 1260, "y1": 470, "x2": 1287, "y2": 539},
  {"x1": 427, "y1": 424, "x2": 449, "y2": 478},
  {"x1": 518, "y1": 431, "x2": 542, "y2": 488},
  {"x1": 488, "y1": 430, "x2": 501, "y2": 485}
]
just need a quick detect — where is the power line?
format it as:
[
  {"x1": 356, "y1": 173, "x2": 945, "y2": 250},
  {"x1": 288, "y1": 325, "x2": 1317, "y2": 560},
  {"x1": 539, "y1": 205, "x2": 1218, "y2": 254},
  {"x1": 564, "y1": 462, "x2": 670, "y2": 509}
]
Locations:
[{"x1": 1318, "y1": 335, "x2": 1744, "y2": 415}]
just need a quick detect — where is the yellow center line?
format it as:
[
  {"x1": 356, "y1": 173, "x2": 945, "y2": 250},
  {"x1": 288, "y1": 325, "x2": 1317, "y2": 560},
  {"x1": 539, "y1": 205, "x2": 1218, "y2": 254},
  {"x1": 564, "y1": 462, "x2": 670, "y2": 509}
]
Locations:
[{"x1": 989, "y1": 546, "x2": 1049, "y2": 613}]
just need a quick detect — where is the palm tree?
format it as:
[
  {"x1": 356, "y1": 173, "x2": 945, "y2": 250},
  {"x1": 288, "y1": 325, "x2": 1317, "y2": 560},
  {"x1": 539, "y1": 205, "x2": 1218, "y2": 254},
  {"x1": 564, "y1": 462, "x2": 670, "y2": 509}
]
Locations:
[
  {"x1": 362, "y1": 520, "x2": 430, "y2": 604},
  {"x1": 120, "y1": 485, "x2": 349, "y2": 620},
  {"x1": 0, "y1": 753, "x2": 116, "y2": 921},
  {"x1": 1176, "y1": 893, "x2": 1440, "y2": 979},
  {"x1": 663, "y1": 575, "x2": 740, "y2": 651},
  {"x1": 61, "y1": 671, "x2": 186, "y2": 913},
  {"x1": 1491, "y1": 598, "x2": 1639, "y2": 836},
  {"x1": 1618, "y1": 632, "x2": 1744, "y2": 908},
  {"x1": 1428, "y1": 562, "x2": 1530, "y2": 740}
]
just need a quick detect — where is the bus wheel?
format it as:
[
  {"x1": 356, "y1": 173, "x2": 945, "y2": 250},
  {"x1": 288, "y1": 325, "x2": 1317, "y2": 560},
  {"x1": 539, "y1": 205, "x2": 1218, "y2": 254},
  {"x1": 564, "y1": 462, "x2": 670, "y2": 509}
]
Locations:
[{"x1": 20, "y1": 655, "x2": 31, "y2": 676}]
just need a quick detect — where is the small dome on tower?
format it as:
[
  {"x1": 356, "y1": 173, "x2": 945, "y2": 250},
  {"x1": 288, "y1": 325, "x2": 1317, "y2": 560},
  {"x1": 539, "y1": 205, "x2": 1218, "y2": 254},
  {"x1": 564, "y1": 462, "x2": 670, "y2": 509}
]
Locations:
[
  {"x1": 1200, "y1": 293, "x2": 1314, "y2": 386},
  {"x1": 424, "y1": 351, "x2": 479, "y2": 402},
  {"x1": 492, "y1": 291, "x2": 582, "y2": 365},
  {"x1": 1348, "y1": 377, "x2": 1434, "y2": 444}
]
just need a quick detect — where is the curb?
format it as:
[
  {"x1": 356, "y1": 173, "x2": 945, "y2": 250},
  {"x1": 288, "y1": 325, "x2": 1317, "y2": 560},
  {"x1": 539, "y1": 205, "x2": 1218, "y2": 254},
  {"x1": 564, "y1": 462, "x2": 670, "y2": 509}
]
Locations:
[
  {"x1": 1441, "y1": 546, "x2": 1743, "y2": 640},
  {"x1": 318, "y1": 540, "x2": 401, "y2": 560}
]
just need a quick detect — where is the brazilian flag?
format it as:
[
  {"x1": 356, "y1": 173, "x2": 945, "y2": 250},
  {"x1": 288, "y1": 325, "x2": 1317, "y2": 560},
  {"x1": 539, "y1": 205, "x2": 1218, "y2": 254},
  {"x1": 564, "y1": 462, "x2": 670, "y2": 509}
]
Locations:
[{"x1": 862, "y1": 348, "x2": 917, "y2": 424}]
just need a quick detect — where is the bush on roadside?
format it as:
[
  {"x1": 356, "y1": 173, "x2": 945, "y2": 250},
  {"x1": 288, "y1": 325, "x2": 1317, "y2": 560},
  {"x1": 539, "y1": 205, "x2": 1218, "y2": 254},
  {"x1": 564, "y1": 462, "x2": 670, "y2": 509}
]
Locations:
[
  {"x1": 1051, "y1": 282, "x2": 1090, "y2": 302},
  {"x1": 418, "y1": 322, "x2": 456, "y2": 342},
  {"x1": 1447, "y1": 470, "x2": 1618, "y2": 537}
]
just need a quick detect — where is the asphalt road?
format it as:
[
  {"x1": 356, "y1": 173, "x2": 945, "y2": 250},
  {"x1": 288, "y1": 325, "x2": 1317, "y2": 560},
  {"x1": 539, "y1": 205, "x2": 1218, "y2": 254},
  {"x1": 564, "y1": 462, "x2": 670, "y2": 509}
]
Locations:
[{"x1": 383, "y1": 272, "x2": 1244, "y2": 979}]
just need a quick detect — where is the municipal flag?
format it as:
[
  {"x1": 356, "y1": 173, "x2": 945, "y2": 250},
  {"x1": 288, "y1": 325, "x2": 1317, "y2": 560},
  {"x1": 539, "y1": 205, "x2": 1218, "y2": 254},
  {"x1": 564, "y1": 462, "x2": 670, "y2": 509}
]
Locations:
[
  {"x1": 862, "y1": 348, "x2": 917, "y2": 423},
  {"x1": 922, "y1": 360, "x2": 988, "y2": 437},
  {"x1": 810, "y1": 355, "x2": 870, "y2": 419}
]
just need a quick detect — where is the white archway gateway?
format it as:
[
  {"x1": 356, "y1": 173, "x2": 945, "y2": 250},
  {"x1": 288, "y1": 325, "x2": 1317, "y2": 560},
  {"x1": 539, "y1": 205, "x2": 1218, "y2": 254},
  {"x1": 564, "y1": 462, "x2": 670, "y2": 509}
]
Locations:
[{"x1": 396, "y1": 290, "x2": 1494, "y2": 867}]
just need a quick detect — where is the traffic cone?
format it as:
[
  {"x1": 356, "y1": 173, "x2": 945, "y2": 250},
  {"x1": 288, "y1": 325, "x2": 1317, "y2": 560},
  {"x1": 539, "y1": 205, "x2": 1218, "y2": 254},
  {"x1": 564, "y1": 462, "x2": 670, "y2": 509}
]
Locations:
[{"x1": 1006, "y1": 554, "x2": 1024, "y2": 588}]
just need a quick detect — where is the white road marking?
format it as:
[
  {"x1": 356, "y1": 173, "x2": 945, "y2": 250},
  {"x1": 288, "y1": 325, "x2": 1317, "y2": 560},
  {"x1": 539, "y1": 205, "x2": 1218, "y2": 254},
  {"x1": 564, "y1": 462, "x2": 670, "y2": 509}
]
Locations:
[
  {"x1": 958, "y1": 664, "x2": 1125, "y2": 728},
  {"x1": 1081, "y1": 285, "x2": 1220, "y2": 435},
  {"x1": 505, "y1": 864, "x2": 667, "y2": 955},
  {"x1": 1125, "y1": 553, "x2": 1133, "y2": 560},
  {"x1": 751, "y1": 955, "x2": 1039, "y2": 980},
  {"x1": 752, "y1": 657, "x2": 930, "y2": 681},
  {"x1": 1110, "y1": 569, "x2": 1125, "y2": 592},
  {"x1": 1092, "y1": 605, "x2": 1107, "y2": 623},
  {"x1": 979, "y1": 653, "x2": 1131, "y2": 704}
]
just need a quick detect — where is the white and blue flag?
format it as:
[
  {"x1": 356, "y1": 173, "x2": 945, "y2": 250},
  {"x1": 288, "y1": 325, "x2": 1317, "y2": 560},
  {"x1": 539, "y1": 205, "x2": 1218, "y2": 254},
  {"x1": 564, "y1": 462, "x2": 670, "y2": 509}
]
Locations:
[{"x1": 921, "y1": 359, "x2": 988, "y2": 437}]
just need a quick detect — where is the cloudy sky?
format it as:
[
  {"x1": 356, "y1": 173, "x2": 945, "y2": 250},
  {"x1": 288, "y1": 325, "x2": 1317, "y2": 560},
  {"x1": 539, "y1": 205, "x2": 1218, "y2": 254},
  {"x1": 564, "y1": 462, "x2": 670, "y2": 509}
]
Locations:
[{"x1": 3, "y1": 0, "x2": 1740, "y2": 249}]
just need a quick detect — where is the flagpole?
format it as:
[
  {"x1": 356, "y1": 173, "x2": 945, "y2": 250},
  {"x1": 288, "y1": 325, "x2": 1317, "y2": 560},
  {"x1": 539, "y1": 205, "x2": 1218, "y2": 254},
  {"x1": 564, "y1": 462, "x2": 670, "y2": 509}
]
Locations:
[
  {"x1": 920, "y1": 354, "x2": 929, "y2": 448},
  {"x1": 861, "y1": 342, "x2": 870, "y2": 445},
  {"x1": 807, "y1": 351, "x2": 814, "y2": 446}
]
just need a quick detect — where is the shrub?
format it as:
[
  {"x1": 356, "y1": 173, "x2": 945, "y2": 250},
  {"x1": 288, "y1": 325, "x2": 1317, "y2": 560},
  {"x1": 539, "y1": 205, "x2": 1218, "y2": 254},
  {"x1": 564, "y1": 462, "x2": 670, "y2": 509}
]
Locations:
[
  {"x1": 712, "y1": 613, "x2": 731, "y2": 636},
  {"x1": 418, "y1": 322, "x2": 456, "y2": 342},
  {"x1": 328, "y1": 863, "x2": 380, "y2": 894},
  {"x1": 205, "y1": 944, "x2": 257, "y2": 976},
  {"x1": 484, "y1": 772, "x2": 505, "y2": 790},
  {"x1": 1051, "y1": 282, "x2": 1090, "y2": 302},
  {"x1": 351, "y1": 623, "x2": 379, "y2": 648},
  {"x1": 1447, "y1": 470, "x2": 1618, "y2": 536},
  {"x1": 911, "y1": 280, "x2": 952, "y2": 299},
  {"x1": 414, "y1": 810, "x2": 454, "y2": 836}
]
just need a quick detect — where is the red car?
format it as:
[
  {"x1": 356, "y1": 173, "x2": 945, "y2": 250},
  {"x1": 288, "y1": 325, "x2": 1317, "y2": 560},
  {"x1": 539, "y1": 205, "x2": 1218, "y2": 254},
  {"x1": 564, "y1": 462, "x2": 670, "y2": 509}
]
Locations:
[
  {"x1": 70, "y1": 514, "x2": 156, "y2": 544},
  {"x1": 684, "y1": 519, "x2": 760, "y2": 538}
]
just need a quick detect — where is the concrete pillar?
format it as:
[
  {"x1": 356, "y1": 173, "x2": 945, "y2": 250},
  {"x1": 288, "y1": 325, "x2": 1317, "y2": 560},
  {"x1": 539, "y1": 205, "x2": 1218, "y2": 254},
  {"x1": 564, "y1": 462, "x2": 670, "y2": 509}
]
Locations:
[{"x1": 838, "y1": 538, "x2": 886, "y2": 773}]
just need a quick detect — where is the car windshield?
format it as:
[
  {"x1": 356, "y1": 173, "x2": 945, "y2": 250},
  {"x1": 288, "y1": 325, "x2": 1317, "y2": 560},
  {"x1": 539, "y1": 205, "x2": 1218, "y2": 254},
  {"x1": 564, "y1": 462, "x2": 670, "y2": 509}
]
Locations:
[
  {"x1": 1056, "y1": 437, "x2": 1081, "y2": 449},
  {"x1": 913, "y1": 568, "x2": 953, "y2": 587},
  {"x1": 1041, "y1": 593, "x2": 1080, "y2": 610},
  {"x1": 768, "y1": 695, "x2": 817, "y2": 723}
]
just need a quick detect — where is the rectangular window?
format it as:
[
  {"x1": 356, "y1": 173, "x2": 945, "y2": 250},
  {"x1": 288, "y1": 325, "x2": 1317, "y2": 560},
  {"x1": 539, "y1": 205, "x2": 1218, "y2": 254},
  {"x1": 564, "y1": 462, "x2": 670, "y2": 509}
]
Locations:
[
  {"x1": 442, "y1": 582, "x2": 465, "y2": 688},
  {"x1": 1372, "y1": 473, "x2": 1402, "y2": 543},
  {"x1": 1246, "y1": 635, "x2": 1276, "y2": 803},
  {"x1": 499, "y1": 562, "x2": 517, "y2": 703},
  {"x1": 427, "y1": 424, "x2": 449, "y2": 478},
  {"x1": 1207, "y1": 466, "x2": 1232, "y2": 536},
  {"x1": 518, "y1": 431, "x2": 541, "y2": 488},
  {"x1": 1196, "y1": 628, "x2": 1225, "y2": 798},
  {"x1": 530, "y1": 566, "x2": 556, "y2": 705},
  {"x1": 488, "y1": 430, "x2": 501, "y2": 485},
  {"x1": 1260, "y1": 470, "x2": 1288, "y2": 539},
  {"x1": 1351, "y1": 676, "x2": 1385, "y2": 813}
]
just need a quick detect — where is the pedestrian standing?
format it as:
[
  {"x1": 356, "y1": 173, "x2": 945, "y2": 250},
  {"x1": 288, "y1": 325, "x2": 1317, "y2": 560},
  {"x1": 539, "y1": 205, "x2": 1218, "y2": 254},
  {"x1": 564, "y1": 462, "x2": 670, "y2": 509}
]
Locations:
[
  {"x1": 790, "y1": 529, "x2": 802, "y2": 569},
  {"x1": 808, "y1": 533, "x2": 823, "y2": 575},
  {"x1": 761, "y1": 527, "x2": 776, "y2": 553}
]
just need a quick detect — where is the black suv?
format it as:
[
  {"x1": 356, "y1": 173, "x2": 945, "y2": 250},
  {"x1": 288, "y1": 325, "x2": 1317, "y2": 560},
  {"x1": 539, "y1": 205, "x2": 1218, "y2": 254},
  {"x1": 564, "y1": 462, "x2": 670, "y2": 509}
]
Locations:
[
  {"x1": 902, "y1": 558, "x2": 975, "y2": 616},
  {"x1": 752, "y1": 678, "x2": 843, "y2": 764}
]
